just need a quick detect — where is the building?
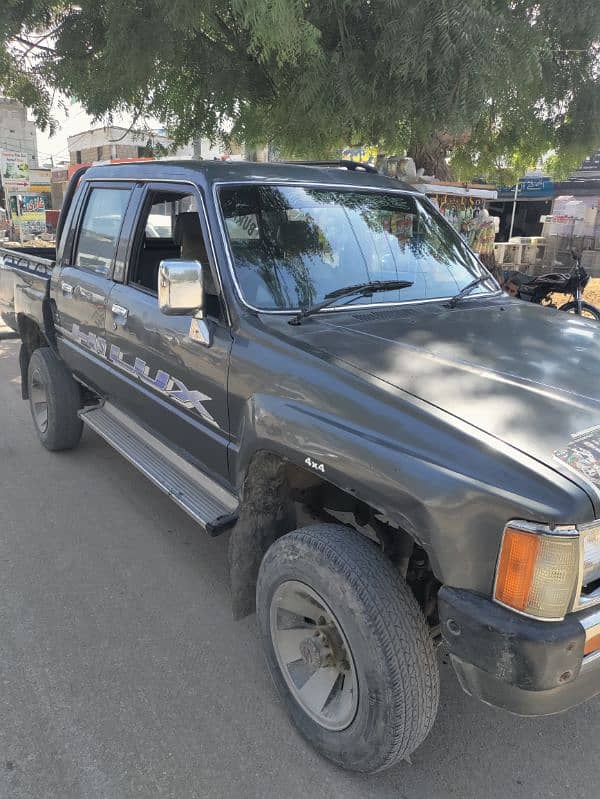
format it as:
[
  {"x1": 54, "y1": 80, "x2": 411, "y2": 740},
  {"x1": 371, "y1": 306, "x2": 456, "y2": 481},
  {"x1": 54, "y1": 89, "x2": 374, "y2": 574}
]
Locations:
[
  {"x1": 568, "y1": 150, "x2": 600, "y2": 181},
  {"x1": 489, "y1": 155, "x2": 600, "y2": 243},
  {"x1": 66, "y1": 124, "x2": 263, "y2": 167},
  {"x1": 488, "y1": 171, "x2": 554, "y2": 241},
  {"x1": 50, "y1": 165, "x2": 71, "y2": 211},
  {"x1": 67, "y1": 126, "x2": 194, "y2": 165},
  {"x1": 549, "y1": 151, "x2": 600, "y2": 275},
  {"x1": 0, "y1": 97, "x2": 39, "y2": 168},
  {"x1": 490, "y1": 157, "x2": 600, "y2": 276}
]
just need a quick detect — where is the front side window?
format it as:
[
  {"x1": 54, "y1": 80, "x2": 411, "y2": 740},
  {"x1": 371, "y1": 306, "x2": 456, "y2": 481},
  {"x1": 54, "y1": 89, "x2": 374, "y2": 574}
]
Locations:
[
  {"x1": 219, "y1": 185, "x2": 493, "y2": 310},
  {"x1": 129, "y1": 190, "x2": 206, "y2": 294},
  {"x1": 127, "y1": 188, "x2": 221, "y2": 317},
  {"x1": 75, "y1": 187, "x2": 131, "y2": 275}
]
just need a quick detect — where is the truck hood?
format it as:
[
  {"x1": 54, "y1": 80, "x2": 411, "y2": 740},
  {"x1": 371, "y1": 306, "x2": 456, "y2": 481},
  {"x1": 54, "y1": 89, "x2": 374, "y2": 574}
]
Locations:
[{"x1": 283, "y1": 297, "x2": 600, "y2": 501}]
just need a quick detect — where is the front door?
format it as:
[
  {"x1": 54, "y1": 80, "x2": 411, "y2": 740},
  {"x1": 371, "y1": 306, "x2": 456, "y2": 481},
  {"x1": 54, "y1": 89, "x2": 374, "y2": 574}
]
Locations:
[
  {"x1": 105, "y1": 182, "x2": 232, "y2": 484},
  {"x1": 54, "y1": 181, "x2": 134, "y2": 393}
]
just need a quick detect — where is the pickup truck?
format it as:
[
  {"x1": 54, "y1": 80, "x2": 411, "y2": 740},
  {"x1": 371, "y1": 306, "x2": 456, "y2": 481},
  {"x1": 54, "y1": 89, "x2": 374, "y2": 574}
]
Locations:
[{"x1": 1, "y1": 159, "x2": 600, "y2": 773}]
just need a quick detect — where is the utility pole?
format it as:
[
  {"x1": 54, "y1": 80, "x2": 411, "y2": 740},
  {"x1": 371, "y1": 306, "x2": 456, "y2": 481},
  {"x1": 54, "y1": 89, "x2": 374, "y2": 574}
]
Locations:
[{"x1": 508, "y1": 179, "x2": 520, "y2": 241}]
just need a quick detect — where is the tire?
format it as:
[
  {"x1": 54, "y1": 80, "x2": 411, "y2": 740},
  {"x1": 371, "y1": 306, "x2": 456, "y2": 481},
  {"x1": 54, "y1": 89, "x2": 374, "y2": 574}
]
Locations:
[
  {"x1": 27, "y1": 347, "x2": 83, "y2": 451},
  {"x1": 256, "y1": 524, "x2": 439, "y2": 773},
  {"x1": 558, "y1": 300, "x2": 600, "y2": 320}
]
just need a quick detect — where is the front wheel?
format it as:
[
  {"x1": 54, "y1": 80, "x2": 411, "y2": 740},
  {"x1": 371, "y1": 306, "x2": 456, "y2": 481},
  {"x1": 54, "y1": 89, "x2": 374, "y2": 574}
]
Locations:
[
  {"x1": 558, "y1": 300, "x2": 600, "y2": 320},
  {"x1": 256, "y1": 524, "x2": 439, "y2": 773}
]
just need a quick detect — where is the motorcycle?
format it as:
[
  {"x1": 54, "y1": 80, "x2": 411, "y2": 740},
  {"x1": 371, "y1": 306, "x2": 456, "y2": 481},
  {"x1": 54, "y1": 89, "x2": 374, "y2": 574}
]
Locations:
[{"x1": 502, "y1": 250, "x2": 600, "y2": 320}]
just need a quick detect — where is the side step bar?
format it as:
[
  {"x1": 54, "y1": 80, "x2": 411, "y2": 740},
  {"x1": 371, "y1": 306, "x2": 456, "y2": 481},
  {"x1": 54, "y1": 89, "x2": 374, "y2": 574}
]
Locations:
[{"x1": 79, "y1": 404, "x2": 238, "y2": 536}]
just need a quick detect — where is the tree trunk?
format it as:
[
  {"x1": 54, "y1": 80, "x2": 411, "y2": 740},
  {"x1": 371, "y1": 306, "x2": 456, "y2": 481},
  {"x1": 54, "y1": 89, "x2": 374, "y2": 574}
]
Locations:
[{"x1": 407, "y1": 133, "x2": 455, "y2": 181}]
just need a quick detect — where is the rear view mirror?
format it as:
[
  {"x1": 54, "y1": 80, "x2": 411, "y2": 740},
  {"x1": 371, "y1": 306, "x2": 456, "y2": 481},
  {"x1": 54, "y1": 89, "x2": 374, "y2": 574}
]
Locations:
[{"x1": 158, "y1": 259, "x2": 204, "y2": 316}]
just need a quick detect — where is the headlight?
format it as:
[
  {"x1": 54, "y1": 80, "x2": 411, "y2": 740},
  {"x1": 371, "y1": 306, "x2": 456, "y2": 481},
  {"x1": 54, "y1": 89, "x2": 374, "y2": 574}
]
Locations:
[{"x1": 494, "y1": 522, "x2": 580, "y2": 620}]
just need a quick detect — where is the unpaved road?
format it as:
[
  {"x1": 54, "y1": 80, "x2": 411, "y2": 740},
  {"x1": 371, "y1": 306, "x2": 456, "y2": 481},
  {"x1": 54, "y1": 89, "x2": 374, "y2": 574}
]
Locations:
[
  {"x1": 554, "y1": 276, "x2": 600, "y2": 308},
  {"x1": 584, "y1": 277, "x2": 600, "y2": 307},
  {"x1": 0, "y1": 338, "x2": 597, "y2": 799}
]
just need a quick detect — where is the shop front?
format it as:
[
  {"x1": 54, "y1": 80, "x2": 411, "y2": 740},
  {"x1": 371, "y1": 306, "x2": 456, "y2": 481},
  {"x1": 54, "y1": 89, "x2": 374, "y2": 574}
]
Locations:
[{"x1": 489, "y1": 175, "x2": 554, "y2": 241}]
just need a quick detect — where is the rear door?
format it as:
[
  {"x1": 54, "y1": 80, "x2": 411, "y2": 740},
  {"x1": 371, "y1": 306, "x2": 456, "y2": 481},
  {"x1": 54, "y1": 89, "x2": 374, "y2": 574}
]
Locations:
[
  {"x1": 105, "y1": 181, "x2": 232, "y2": 484},
  {"x1": 54, "y1": 181, "x2": 134, "y2": 393}
]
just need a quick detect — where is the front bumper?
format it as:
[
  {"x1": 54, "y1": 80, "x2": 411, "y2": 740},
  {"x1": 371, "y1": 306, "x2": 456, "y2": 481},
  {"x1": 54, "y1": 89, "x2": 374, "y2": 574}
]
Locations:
[{"x1": 439, "y1": 586, "x2": 600, "y2": 715}]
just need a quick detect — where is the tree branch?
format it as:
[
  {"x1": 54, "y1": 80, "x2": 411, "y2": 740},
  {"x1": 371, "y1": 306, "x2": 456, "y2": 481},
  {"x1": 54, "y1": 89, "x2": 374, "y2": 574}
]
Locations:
[
  {"x1": 14, "y1": 35, "x2": 57, "y2": 58},
  {"x1": 108, "y1": 109, "x2": 144, "y2": 141}
]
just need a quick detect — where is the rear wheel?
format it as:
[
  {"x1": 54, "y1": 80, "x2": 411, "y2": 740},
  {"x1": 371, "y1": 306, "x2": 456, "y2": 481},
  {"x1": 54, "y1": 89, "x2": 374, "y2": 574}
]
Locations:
[
  {"x1": 256, "y1": 523, "x2": 439, "y2": 773},
  {"x1": 558, "y1": 300, "x2": 600, "y2": 320},
  {"x1": 27, "y1": 347, "x2": 83, "y2": 451}
]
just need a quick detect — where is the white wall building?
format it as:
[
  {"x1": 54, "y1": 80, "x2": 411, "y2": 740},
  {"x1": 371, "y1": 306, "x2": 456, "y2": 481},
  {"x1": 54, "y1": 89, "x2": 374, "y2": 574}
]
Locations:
[
  {"x1": 0, "y1": 98, "x2": 39, "y2": 168},
  {"x1": 67, "y1": 126, "x2": 194, "y2": 165},
  {"x1": 67, "y1": 124, "x2": 259, "y2": 165}
]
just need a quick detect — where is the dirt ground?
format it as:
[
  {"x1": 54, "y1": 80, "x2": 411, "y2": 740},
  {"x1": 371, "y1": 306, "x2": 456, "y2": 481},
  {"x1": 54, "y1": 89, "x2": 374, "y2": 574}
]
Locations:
[
  {"x1": 584, "y1": 278, "x2": 600, "y2": 306},
  {"x1": 551, "y1": 277, "x2": 600, "y2": 310}
]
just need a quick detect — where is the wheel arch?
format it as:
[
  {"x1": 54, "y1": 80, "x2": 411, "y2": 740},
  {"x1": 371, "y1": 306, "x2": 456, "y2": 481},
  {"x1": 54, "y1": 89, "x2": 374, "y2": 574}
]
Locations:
[
  {"x1": 16, "y1": 314, "x2": 49, "y2": 400},
  {"x1": 228, "y1": 449, "x2": 422, "y2": 619}
]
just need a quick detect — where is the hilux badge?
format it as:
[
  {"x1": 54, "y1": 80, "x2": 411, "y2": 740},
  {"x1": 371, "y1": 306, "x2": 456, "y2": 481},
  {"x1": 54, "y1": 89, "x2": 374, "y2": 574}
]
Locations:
[{"x1": 69, "y1": 323, "x2": 217, "y2": 426}]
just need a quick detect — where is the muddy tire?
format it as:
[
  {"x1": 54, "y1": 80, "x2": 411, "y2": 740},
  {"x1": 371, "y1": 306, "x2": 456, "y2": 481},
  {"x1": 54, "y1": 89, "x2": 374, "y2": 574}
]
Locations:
[
  {"x1": 27, "y1": 347, "x2": 83, "y2": 451},
  {"x1": 256, "y1": 523, "x2": 439, "y2": 773}
]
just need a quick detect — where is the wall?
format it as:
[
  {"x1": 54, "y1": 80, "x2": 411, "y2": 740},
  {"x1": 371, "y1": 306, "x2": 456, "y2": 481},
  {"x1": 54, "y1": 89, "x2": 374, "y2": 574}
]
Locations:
[
  {"x1": 67, "y1": 126, "x2": 193, "y2": 164},
  {"x1": 0, "y1": 98, "x2": 38, "y2": 168}
]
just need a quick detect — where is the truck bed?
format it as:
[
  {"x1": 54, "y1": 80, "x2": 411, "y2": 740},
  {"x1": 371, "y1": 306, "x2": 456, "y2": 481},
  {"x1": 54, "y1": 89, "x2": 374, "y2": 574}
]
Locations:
[{"x1": 0, "y1": 246, "x2": 54, "y2": 333}]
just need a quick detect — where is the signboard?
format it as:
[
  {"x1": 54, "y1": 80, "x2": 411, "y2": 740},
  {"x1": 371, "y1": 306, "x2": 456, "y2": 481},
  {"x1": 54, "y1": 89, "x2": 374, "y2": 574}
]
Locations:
[
  {"x1": 20, "y1": 193, "x2": 48, "y2": 216},
  {"x1": 29, "y1": 168, "x2": 51, "y2": 186},
  {"x1": 11, "y1": 192, "x2": 51, "y2": 236},
  {"x1": 52, "y1": 167, "x2": 69, "y2": 183},
  {"x1": 29, "y1": 168, "x2": 51, "y2": 193},
  {"x1": 497, "y1": 176, "x2": 554, "y2": 200},
  {"x1": 1, "y1": 151, "x2": 30, "y2": 190}
]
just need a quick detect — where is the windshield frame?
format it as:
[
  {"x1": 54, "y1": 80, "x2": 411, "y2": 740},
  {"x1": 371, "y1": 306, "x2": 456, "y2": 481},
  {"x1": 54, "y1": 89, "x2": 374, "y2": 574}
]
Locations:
[{"x1": 213, "y1": 180, "x2": 501, "y2": 314}]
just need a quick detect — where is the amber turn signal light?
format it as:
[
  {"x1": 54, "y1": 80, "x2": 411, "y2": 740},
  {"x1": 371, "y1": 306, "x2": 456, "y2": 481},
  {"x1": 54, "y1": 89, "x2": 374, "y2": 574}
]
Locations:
[
  {"x1": 584, "y1": 631, "x2": 600, "y2": 657},
  {"x1": 495, "y1": 528, "x2": 540, "y2": 612},
  {"x1": 494, "y1": 524, "x2": 580, "y2": 620}
]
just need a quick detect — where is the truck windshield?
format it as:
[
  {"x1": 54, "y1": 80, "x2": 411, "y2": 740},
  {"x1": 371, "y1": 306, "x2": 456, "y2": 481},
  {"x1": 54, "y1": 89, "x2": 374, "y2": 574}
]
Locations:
[{"x1": 218, "y1": 185, "x2": 495, "y2": 311}]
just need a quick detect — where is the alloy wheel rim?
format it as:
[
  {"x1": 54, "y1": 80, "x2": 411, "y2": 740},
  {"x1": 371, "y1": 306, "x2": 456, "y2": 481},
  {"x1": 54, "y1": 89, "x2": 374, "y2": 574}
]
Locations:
[
  {"x1": 30, "y1": 369, "x2": 49, "y2": 434},
  {"x1": 270, "y1": 580, "x2": 358, "y2": 731}
]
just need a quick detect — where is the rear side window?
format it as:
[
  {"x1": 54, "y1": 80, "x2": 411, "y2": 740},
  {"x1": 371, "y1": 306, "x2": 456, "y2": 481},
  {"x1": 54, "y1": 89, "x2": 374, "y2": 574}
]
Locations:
[
  {"x1": 145, "y1": 195, "x2": 196, "y2": 239},
  {"x1": 75, "y1": 187, "x2": 131, "y2": 276}
]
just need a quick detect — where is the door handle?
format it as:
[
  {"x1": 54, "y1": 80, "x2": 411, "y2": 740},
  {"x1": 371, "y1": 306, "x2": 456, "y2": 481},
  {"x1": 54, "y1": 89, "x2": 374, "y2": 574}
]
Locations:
[
  {"x1": 61, "y1": 281, "x2": 74, "y2": 295},
  {"x1": 111, "y1": 303, "x2": 129, "y2": 320}
]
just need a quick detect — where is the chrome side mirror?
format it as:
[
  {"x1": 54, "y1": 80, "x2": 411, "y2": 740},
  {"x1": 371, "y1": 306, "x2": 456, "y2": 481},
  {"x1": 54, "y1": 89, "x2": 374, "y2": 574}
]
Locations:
[{"x1": 158, "y1": 259, "x2": 204, "y2": 316}]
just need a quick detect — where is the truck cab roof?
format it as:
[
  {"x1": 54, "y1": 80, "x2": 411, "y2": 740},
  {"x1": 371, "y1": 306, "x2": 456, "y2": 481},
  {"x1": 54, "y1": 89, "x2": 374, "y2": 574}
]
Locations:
[{"x1": 82, "y1": 159, "x2": 416, "y2": 193}]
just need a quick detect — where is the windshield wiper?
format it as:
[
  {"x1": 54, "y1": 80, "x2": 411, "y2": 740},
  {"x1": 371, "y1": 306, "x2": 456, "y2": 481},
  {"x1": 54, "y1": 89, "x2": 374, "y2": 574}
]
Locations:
[
  {"x1": 445, "y1": 275, "x2": 493, "y2": 309},
  {"x1": 288, "y1": 280, "x2": 414, "y2": 325}
]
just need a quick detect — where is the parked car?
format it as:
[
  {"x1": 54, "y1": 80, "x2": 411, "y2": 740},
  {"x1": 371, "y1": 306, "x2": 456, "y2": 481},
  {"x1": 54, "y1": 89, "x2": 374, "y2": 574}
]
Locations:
[{"x1": 1, "y1": 159, "x2": 600, "y2": 773}]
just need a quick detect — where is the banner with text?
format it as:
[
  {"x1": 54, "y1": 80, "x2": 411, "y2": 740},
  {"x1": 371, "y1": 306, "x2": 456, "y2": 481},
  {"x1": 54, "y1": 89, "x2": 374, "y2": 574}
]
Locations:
[{"x1": 1, "y1": 151, "x2": 30, "y2": 190}]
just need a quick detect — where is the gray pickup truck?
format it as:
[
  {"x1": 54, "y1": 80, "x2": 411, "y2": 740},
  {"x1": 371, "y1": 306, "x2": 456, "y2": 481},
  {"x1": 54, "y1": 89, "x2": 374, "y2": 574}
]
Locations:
[{"x1": 1, "y1": 159, "x2": 600, "y2": 773}]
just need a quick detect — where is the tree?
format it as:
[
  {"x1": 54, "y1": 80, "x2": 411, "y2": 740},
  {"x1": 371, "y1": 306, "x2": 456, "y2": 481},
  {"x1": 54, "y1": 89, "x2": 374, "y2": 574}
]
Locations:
[{"x1": 1, "y1": 1, "x2": 599, "y2": 181}]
